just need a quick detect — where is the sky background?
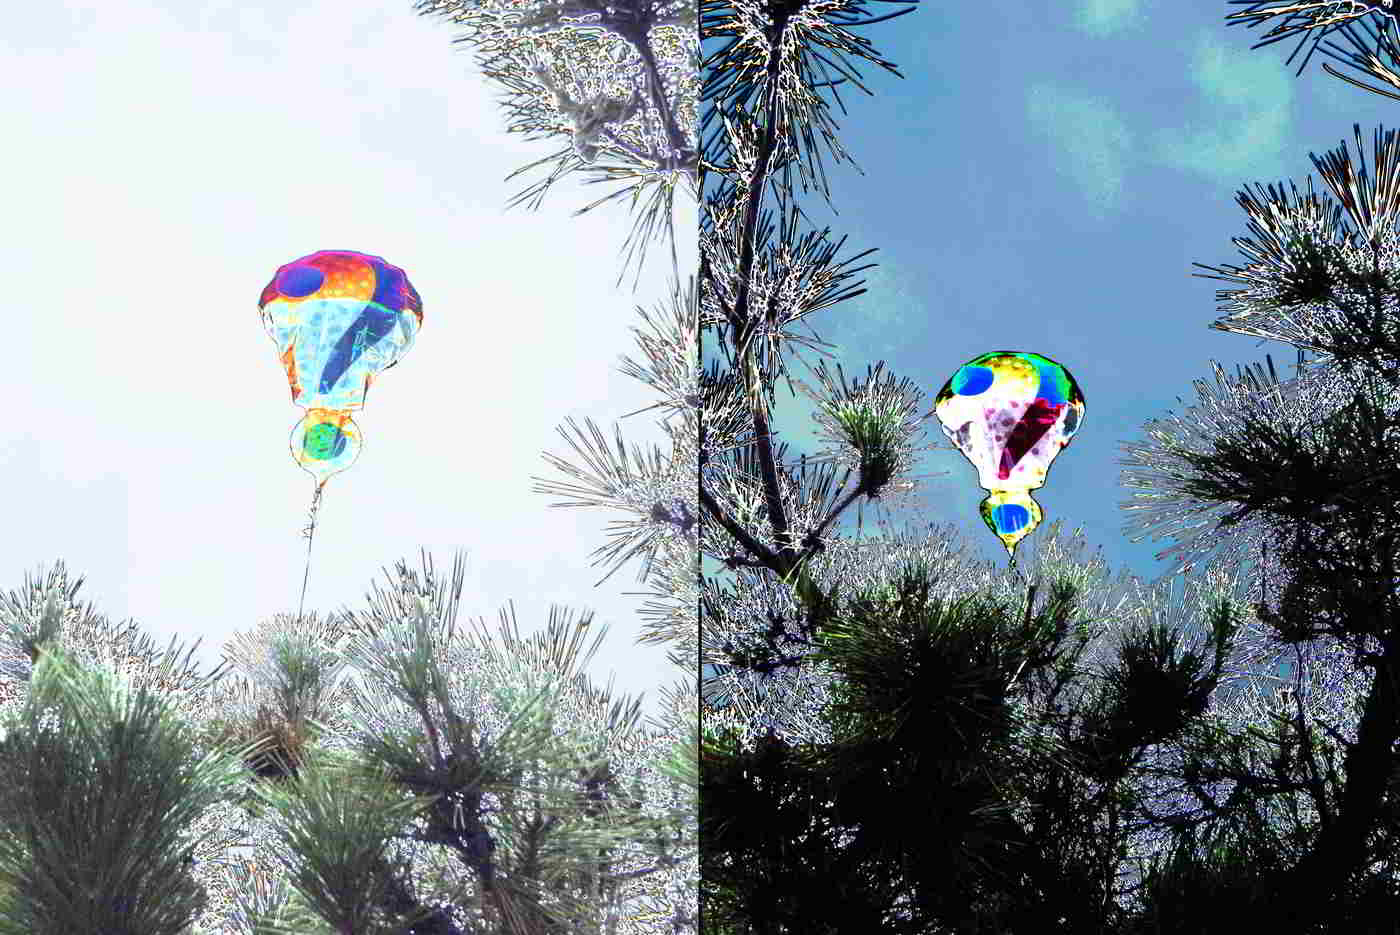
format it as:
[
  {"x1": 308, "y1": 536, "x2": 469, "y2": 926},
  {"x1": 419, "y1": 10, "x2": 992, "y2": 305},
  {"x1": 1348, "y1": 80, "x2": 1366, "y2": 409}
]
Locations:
[
  {"x1": 701, "y1": 0, "x2": 1400, "y2": 704},
  {"x1": 3, "y1": 0, "x2": 696, "y2": 729}
]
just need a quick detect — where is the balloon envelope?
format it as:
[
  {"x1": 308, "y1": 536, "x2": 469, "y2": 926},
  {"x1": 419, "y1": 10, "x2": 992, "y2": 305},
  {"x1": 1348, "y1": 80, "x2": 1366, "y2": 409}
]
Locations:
[
  {"x1": 934, "y1": 350, "x2": 1084, "y2": 560},
  {"x1": 258, "y1": 250, "x2": 422, "y2": 486}
]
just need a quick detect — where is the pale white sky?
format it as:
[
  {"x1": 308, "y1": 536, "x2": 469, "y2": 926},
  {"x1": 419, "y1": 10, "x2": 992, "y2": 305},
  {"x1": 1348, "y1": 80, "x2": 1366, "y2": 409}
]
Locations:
[{"x1": 3, "y1": 0, "x2": 696, "y2": 725}]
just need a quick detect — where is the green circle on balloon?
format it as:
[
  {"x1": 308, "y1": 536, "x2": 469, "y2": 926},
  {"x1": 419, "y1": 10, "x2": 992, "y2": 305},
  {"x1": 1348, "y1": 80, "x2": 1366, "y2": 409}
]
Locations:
[{"x1": 303, "y1": 422, "x2": 348, "y2": 461}]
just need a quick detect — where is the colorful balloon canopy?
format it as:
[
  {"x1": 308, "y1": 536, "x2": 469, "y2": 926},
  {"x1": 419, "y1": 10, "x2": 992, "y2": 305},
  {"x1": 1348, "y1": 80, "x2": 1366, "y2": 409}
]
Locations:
[
  {"x1": 258, "y1": 249, "x2": 422, "y2": 488},
  {"x1": 933, "y1": 351, "x2": 1085, "y2": 562}
]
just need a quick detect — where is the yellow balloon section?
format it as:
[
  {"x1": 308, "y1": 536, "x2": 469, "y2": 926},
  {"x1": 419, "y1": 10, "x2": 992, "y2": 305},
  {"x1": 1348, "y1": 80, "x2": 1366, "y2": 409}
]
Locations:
[
  {"x1": 258, "y1": 250, "x2": 422, "y2": 487},
  {"x1": 934, "y1": 351, "x2": 1085, "y2": 561}
]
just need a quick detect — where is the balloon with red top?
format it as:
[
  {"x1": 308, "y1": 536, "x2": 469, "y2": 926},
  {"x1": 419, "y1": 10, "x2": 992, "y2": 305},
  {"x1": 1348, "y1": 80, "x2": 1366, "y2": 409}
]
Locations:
[{"x1": 258, "y1": 250, "x2": 422, "y2": 487}]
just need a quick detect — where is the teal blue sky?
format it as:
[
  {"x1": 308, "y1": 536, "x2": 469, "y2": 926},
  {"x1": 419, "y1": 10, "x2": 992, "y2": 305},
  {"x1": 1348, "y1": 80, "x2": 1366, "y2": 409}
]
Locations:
[{"x1": 703, "y1": 1, "x2": 1400, "y2": 697}]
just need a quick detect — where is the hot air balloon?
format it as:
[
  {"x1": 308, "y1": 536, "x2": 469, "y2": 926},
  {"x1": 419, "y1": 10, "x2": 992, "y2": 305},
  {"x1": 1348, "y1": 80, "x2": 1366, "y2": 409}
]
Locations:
[
  {"x1": 932, "y1": 351, "x2": 1084, "y2": 564},
  {"x1": 258, "y1": 249, "x2": 422, "y2": 615}
]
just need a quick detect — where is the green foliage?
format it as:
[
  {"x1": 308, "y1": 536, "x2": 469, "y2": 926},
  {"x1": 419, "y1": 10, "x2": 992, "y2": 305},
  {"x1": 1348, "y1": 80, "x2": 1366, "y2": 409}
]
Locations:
[{"x1": 0, "y1": 643, "x2": 261, "y2": 935}]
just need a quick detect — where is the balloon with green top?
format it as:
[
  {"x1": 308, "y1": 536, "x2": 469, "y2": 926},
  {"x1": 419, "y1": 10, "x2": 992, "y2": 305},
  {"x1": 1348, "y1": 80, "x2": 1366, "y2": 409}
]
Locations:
[{"x1": 932, "y1": 351, "x2": 1085, "y2": 564}]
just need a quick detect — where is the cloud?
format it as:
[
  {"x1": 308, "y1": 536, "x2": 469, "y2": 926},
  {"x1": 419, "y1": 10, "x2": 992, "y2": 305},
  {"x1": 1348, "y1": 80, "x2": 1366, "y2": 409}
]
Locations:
[
  {"x1": 1072, "y1": 0, "x2": 1146, "y2": 38},
  {"x1": 1149, "y1": 30, "x2": 1293, "y2": 188},
  {"x1": 845, "y1": 260, "x2": 917, "y2": 360},
  {"x1": 1027, "y1": 28, "x2": 1296, "y2": 218},
  {"x1": 1025, "y1": 84, "x2": 1134, "y2": 219}
]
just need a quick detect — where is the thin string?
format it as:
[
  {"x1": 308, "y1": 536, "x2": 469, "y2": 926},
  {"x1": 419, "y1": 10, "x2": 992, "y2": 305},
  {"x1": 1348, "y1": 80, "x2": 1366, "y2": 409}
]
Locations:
[
  {"x1": 1008, "y1": 547, "x2": 1032, "y2": 586},
  {"x1": 298, "y1": 482, "x2": 325, "y2": 621}
]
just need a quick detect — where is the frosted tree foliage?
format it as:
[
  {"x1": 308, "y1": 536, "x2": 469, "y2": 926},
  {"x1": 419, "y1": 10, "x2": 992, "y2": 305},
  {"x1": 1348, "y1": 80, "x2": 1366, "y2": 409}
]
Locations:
[
  {"x1": 0, "y1": 555, "x2": 696, "y2": 934},
  {"x1": 414, "y1": 0, "x2": 698, "y2": 291}
]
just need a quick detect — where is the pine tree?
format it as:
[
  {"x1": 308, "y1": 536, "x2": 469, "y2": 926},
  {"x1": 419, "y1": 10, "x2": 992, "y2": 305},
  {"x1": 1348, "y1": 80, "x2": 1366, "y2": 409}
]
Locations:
[
  {"x1": 413, "y1": 0, "x2": 698, "y2": 293},
  {"x1": 0, "y1": 1, "x2": 699, "y2": 932},
  {"x1": 699, "y1": 0, "x2": 1400, "y2": 930},
  {"x1": 0, "y1": 562, "x2": 695, "y2": 934}
]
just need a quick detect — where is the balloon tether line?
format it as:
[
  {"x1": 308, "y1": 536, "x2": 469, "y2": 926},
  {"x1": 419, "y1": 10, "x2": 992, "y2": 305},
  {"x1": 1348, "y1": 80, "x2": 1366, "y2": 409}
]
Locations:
[{"x1": 298, "y1": 482, "x2": 325, "y2": 621}]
